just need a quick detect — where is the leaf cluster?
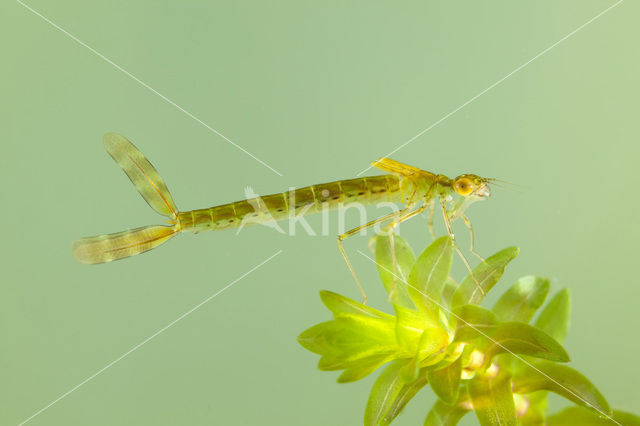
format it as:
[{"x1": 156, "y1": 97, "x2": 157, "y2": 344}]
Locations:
[{"x1": 298, "y1": 235, "x2": 639, "y2": 425}]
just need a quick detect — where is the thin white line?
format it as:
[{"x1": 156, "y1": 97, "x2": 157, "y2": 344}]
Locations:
[
  {"x1": 357, "y1": 250, "x2": 620, "y2": 425},
  {"x1": 357, "y1": 0, "x2": 623, "y2": 176},
  {"x1": 16, "y1": 0, "x2": 284, "y2": 177},
  {"x1": 18, "y1": 250, "x2": 283, "y2": 426}
]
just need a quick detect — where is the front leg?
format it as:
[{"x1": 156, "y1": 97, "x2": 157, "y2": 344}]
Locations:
[
  {"x1": 461, "y1": 213, "x2": 484, "y2": 262},
  {"x1": 428, "y1": 200, "x2": 436, "y2": 239},
  {"x1": 440, "y1": 198, "x2": 486, "y2": 296}
]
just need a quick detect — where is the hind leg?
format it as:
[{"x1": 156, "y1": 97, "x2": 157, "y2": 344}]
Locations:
[{"x1": 384, "y1": 205, "x2": 428, "y2": 300}]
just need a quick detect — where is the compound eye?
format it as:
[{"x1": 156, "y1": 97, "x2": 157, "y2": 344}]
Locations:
[{"x1": 454, "y1": 178, "x2": 474, "y2": 196}]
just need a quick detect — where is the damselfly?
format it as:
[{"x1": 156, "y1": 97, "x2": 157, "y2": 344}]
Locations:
[{"x1": 73, "y1": 134, "x2": 495, "y2": 301}]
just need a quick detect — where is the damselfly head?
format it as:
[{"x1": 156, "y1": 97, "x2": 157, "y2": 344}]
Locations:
[{"x1": 452, "y1": 174, "x2": 491, "y2": 199}]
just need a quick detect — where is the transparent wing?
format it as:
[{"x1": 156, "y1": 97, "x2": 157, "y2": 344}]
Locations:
[
  {"x1": 371, "y1": 158, "x2": 422, "y2": 176},
  {"x1": 103, "y1": 133, "x2": 178, "y2": 218},
  {"x1": 72, "y1": 225, "x2": 177, "y2": 264}
]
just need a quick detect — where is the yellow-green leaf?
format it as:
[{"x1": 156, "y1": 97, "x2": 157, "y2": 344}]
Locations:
[
  {"x1": 337, "y1": 353, "x2": 397, "y2": 383},
  {"x1": 452, "y1": 304, "x2": 498, "y2": 342},
  {"x1": 320, "y1": 290, "x2": 394, "y2": 320},
  {"x1": 492, "y1": 276, "x2": 550, "y2": 323},
  {"x1": 364, "y1": 360, "x2": 410, "y2": 426},
  {"x1": 468, "y1": 369, "x2": 518, "y2": 426},
  {"x1": 427, "y1": 357, "x2": 462, "y2": 405},
  {"x1": 394, "y1": 305, "x2": 448, "y2": 357},
  {"x1": 424, "y1": 398, "x2": 470, "y2": 426},
  {"x1": 297, "y1": 314, "x2": 398, "y2": 369},
  {"x1": 383, "y1": 369, "x2": 429, "y2": 425},
  {"x1": 513, "y1": 360, "x2": 611, "y2": 415},
  {"x1": 516, "y1": 391, "x2": 547, "y2": 425},
  {"x1": 376, "y1": 234, "x2": 416, "y2": 308},
  {"x1": 441, "y1": 278, "x2": 458, "y2": 308},
  {"x1": 407, "y1": 236, "x2": 454, "y2": 318},
  {"x1": 534, "y1": 288, "x2": 571, "y2": 344},
  {"x1": 547, "y1": 406, "x2": 640, "y2": 426},
  {"x1": 484, "y1": 322, "x2": 570, "y2": 363},
  {"x1": 452, "y1": 247, "x2": 519, "y2": 307}
]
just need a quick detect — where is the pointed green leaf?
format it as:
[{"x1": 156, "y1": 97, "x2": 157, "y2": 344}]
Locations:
[
  {"x1": 468, "y1": 369, "x2": 518, "y2": 426},
  {"x1": 484, "y1": 322, "x2": 570, "y2": 363},
  {"x1": 513, "y1": 360, "x2": 611, "y2": 415},
  {"x1": 424, "y1": 398, "x2": 470, "y2": 426},
  {"x1": 407, "y1": 236, "x2": 454, "y2": 318},
  {"x1": 376, "y1": 234, "x2": 416, "y2": 308},
  {"x1": 534, "y1": 288, "x2": 571, "y2": 344},
  {"x1": 428, "y1": 357, "x2": 462, "y2": 405},
  {"x1": 320, "y1": 290, "x2": 394, "y2": 320},
  {"x1": 493, "y1": 276, "x2": 550, "y2": 323},
  {"x1": 318, "y1": 351, "x2": 399, "y2": 372},
  {"x1": 452, "y1": 304, "x2": 498, "y2": 342},
  {"x1": 547, "y1": 406, "x2": 640, "y2": 426},
  {"x1": 452, "y1": 247, "x2": 519, "y2": 307},
  {"x1": 337, "y1": 353, "x2": 396, "y2": 383},
  {"x1": 383, "y1": 369, "x2": 429, "y2": 425},
  {"x1": 365, "y1": 364, "x2": 432, "y2": 426},
  {"x1": 298, "y1": 314, "x2": 399, "y2": 370},
  {"x1": 297, "y1": 321, "x2": 336, "y2": 355},
  {"x1": 364, "y1": 360, "x2": 410, "y2": 426}
]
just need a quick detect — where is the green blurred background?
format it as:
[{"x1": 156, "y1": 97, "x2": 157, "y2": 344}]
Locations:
[{"x1": 2, "y1": 1, "x2": 638, "y2": 424}]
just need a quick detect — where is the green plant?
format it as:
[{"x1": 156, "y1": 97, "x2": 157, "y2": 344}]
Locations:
[{"x1": 298, "y1": 235, "x2": 639, "y2": 425}]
